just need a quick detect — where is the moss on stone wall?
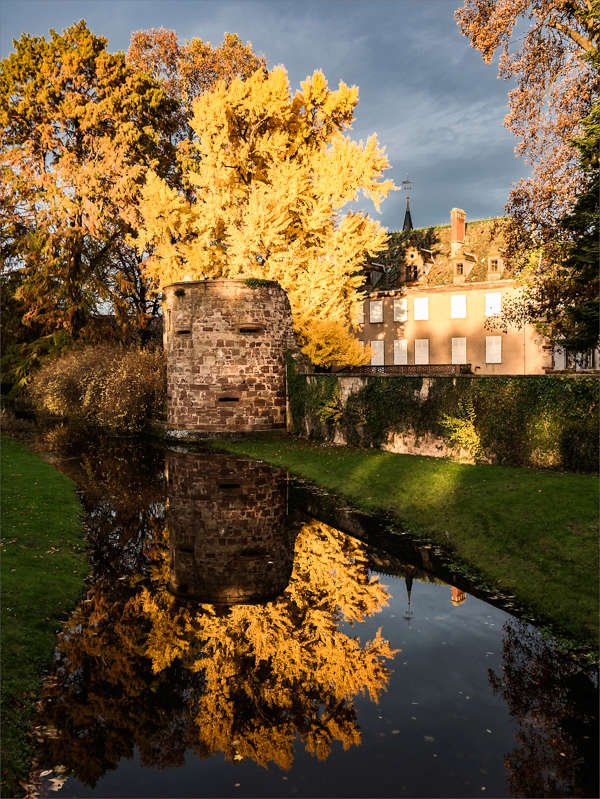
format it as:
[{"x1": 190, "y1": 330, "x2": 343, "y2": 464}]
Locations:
[
  {"x1": 286, "y1": 353, "x2": 340, "y2": 438},
  {"x1": 287, "y1": 364, "x2": 599, "y2": 472}
]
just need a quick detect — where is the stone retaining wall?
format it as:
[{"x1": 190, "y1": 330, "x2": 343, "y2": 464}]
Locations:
[{"x1": 287, "y1": 371, "x2": 599, "y2": 471}]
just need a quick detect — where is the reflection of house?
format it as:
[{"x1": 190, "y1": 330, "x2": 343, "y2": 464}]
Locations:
[
  {"x1": 451, "y1": 586, "x2": 466, "y2": 606},
  {"x1": 356, "y1": 207, "x2": 554, "y2": 375}
]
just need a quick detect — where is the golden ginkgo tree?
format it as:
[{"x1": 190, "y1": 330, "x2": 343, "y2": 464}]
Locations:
[{"x1": 135, "y1": 66, "x2": 396, "y2": 366}]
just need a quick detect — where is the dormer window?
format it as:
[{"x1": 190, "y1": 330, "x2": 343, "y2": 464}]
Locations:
[{"x1": 456, "y1": 262, "x2": 464, "y2": 275}]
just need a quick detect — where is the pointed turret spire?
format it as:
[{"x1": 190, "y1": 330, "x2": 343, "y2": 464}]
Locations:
[
  {"x1": 401, "y1": 177, "x2": 414, "y2": 231},
  {"x1": 403, "y1": 195, "x2": 413, "y2": 231}
]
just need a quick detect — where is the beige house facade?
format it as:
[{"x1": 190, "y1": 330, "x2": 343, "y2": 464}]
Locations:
[
  {"x1": 354, "y1": 207, "x2": 553, "y2": 375},
  {"x1": 356, "y1": 280, "x2": 551, "y2": 375}
]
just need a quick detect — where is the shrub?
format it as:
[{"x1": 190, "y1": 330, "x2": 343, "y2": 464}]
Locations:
[
  {"x1": 440, "y1": 398, "x2": 483, "y2": 461},
  {"x1": 29, "y1": 344, "x2": 166, "y2": 432}
]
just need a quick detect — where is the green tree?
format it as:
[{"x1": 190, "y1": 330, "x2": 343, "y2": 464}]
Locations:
[
  {"x1": 455, "y1": 1, "x2": 600, "y2": 351},
  {"x1": 492, "y1": 58, "x2": 599, "y2": 353},
  {"x1": 554, "y1": 64, "x2": 599, "y2": 352}
]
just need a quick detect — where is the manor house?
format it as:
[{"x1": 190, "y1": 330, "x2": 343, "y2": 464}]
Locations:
[{"x1": 354, "y1": 206, "x2": 553, "y2": 375}]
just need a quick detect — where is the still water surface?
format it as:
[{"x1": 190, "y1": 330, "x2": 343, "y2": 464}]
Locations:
[{"x1": 31, "y1": 431, "x2": 597, "y2": 798}]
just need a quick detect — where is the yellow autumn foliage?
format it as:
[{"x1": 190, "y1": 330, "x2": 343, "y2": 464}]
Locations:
[
  {"x1": 135, "y1": 65, "x2": 396, "y2": 366},
  {"x1": 37, "y1": 514, "x2": 398, "y2": 780},
  {"x1": 139, "y1": 519, "x2": 398, "y2": 768}
]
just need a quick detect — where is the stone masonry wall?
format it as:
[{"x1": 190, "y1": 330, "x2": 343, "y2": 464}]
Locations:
[
  {"x1": 287, "y1": 372, "x2": 599, "y2": 471},
  {"x1": 163, "y1": 279, "x2": 295, "y2": 433},
  {"x1": 166, "y1": 450, "x2": 295, "y2": 605}
]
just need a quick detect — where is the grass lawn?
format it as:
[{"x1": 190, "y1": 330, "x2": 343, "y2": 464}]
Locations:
[
  {"x1": 213, "y1": 435, "x2": 599, "y2": 646},
  {"x1": 1, "y1": 436, "x2": 88, "y2": 798}
]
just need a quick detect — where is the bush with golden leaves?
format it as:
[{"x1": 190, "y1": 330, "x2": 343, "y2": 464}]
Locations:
[{"x1": 29, "y1": 344, "x2": 166, "y2": 432}]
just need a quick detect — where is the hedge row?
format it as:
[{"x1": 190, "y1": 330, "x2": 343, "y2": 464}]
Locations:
[{"x1": 287, "y1": 362, "x2": 598, "y2": 472}]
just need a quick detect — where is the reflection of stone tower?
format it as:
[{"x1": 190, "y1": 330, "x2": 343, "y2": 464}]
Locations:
[
  {"x1": 451, "y1": 586, "x2": 467, "y2": 606},
  {"x1": 166, "y1": 451, "x2": 295, "y2": 605},
  {"x1": 162, "y1": 279, "x2": 295, "y2": 435}
]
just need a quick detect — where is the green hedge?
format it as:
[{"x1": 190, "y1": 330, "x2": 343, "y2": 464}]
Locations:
[{"x1": 287, "y1": 362, "x2": 599, "y2": 472}]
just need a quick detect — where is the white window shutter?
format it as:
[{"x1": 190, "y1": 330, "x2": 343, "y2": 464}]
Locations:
[
  {"x1": 413, "y1": 297, "x2": 428, "y2": 320},
  {"x1": 486, "y1": 336, "x2": 502, "y2": 363},
  {"x1": 394, "y1": 339, "x2": 408, "y2": 365},
  {"x1": 451, "y1": 337, "x2": 467, "y2": 364},
  {"x1": 451, "y1": 294, "x2": 466, "y2": 318},
  {"x1": 394, "y1": 298, "x2": 408, "y2": 322},
  {"x1": 369, "y1": 300, "x2": 383, "y2": 323},
  {"x1": 370, "y1": 340, "x2": 385, "y2": 365},
  {"x1": 414, "y1": 338, "x2": 429, "y2": 364},
  {"x1": 553, "y1": 346, "x2": 566, "y2": 370},
  {"x1": 485, "y1": 292, "x2": 502, "y2": 317}
]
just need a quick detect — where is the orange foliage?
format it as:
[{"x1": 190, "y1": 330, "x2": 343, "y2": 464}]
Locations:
[
  {"x1": 0, "y1": 21, "x2": 177, "y2": 339},
  {"x1": 35, "y1": 514, "x2": 398, "y2": 782},
  {"x1": 455, "y1": 0, "x2": 599, "y2": 249}
]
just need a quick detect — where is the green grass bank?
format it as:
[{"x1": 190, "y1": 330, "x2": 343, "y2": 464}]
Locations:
[
  {"x1": 1, "y1": 436, "x2": 88, "y2": 797},
  {"x1": 213, "y1": 435, "x2": 599, "y2": 646}
]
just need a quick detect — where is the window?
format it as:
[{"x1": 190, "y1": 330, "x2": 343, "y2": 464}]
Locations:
[
  {"x1": 369, "y1": 300, "x2": 383, "y2": 323},
  {"x1": 486, "y1": 336, "x2": 502, "y2": 363},
  {"x1": 394, "y1": 339, "x2": 408, "y2": 365},
  {"x1": 356, "y1": 303, "x2": 365, "y2": 325},
  {"x1": 394, "y1": 298, "x2": 408, "y2": 322},
  {"x1": 414, "y1": 338, "x2": 429, "y2": 364},
  {"x1": 451, "y1": 294, "x2": 466, "y2": 319},
  {"x1": 456, "y1": 262, "x2": 464, "y2": 275},
  {"x1": 485, "y1": 292, "x2": 502, "y2": 317},
  {"x1": 452, "y1": 337, "x2": 467, "y2": 364},
  {"x1": 413, "y1": 297, "x2": 428, "y2": 320},
  {"x1": 370, "y1": 340, "x2": 384, "y2": 366},
  {"x1": 490, "y1": 259, "x2": 498, "y2": 270}
]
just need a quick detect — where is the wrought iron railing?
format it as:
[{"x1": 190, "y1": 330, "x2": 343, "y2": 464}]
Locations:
[{"x1": 335, "y1": 364, "x2": 473, "y2": 377}]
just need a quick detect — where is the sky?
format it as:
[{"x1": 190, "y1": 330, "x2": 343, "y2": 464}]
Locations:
[{"x1": 0, "y1": 0, "x2": 529, "y2": 232}]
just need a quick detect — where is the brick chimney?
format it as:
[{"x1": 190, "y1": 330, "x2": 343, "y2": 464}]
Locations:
[{"x1": 450, "y1": 208, "x2": 466, "y2": 257}]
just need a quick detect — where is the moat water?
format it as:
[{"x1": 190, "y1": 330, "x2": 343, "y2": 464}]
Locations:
[{"x1": 27, "y1": 430, "x2": 597, "y2": 798}]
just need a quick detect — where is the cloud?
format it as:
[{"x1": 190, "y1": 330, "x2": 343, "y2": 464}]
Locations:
[
  {"x1": 0, "y1": 0, "x2": 530, "y2": 229},
  {"x1": 362, "y1": 94, "x2": 512, "y2": 166}
]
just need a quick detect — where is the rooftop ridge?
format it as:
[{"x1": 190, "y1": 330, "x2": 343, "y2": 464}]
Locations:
[{"x1": 387, "y1": 215, "x2": 507, "y2": 235}]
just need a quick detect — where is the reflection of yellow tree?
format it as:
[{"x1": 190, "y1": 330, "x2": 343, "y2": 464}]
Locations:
[
  {"x1": 141, "y1": 520, "x2": 398, "y2": 769},
  {"x1": 37, "y1": 518, "x2": 397, "y2": 784}
]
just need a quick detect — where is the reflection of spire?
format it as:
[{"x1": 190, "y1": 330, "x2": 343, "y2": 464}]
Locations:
[
  {"x1": 451, "y1": 585, "x2": 466, "y2": 606},
  {"x1": 403, "y1": 575, "x2": 414, "y2": 620}
]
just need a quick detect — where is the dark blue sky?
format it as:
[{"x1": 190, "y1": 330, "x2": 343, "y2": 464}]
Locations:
[{"x1": 1, "y1": 0, "x2": 528, "y2": 231}]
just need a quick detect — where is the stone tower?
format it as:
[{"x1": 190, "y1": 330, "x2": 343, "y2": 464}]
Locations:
[
  {"x1": 166, "y1": 450, "x2": 296, "y2": 605},
  {"x1": 163, "y1": 279, "x2": 295, "y2": 435}
]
